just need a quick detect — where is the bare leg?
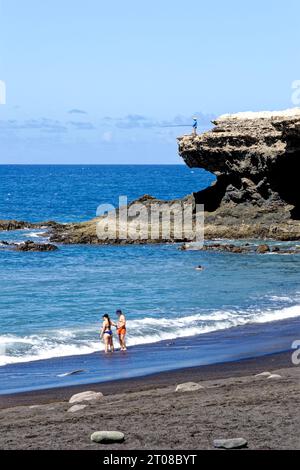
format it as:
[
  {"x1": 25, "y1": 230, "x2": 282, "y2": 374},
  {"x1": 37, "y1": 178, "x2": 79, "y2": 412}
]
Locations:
[
  {"x1": 119, "y1": 334, "x2": 127, "y2": 351},
  {"x1": 103, "y1": 334, "x2": 109, "y2": 353}
]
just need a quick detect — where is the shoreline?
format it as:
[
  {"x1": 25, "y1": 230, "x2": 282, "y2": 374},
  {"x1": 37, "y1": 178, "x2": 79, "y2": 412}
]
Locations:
[
  {"x1": 0, "y1": 349, "x2": 295, "y2": 409},
  {"x1": 0, "y1": 349, "x2": 299, "y2": 449},
  {"x1": 1, "y1": 315, "x2": 299, "y2": 398}
]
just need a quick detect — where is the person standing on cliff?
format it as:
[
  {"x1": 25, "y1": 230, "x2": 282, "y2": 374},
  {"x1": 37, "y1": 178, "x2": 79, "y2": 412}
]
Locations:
[{"x1": 192, "y1": 117, "x2": 197, "y2": 135}]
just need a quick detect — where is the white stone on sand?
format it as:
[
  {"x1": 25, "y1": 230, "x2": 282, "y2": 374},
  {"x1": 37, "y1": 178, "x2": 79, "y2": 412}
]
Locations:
[
  {"x1": 213, "y1": 438, "x2": 248, "y2": 449},
  {"x1": 254, "y1": 371, "x2": 272, "y2": 377},
  {"x1": 267, "y1": 374, "x2": 282, "y2": 380},
  {"x1": 69, "y1": 390, "x2": 103, "y2": 404},
  {"x1": 91, "y1": 431, "x2": 125, "y2": 443},
  {"x1": 67, "y1": 404, "x2": 87, "y2": 413},
  {"x1": 175, "y1": 382, "x2": 204, "y2": 392}
]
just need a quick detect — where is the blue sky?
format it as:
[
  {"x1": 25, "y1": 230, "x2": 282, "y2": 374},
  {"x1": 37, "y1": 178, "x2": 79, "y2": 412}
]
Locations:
[{"x1": 0, "y1": 0, "x2": 299, "y2": 163}]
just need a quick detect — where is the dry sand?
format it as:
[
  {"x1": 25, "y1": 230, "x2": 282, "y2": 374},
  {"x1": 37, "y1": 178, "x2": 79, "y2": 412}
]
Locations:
[{"x1": 0, "y1": 352, "x2": 299, "y2": 450}]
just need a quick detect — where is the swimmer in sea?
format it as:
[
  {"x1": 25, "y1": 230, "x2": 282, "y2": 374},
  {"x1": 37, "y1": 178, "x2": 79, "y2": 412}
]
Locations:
[{"x1": 195, "y1": 265, "x2": 205, "y2": 271}]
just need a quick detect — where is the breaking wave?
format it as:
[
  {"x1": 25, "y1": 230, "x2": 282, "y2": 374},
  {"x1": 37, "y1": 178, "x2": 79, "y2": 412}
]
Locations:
[{"x1": 0, "y1": 304, "x2": 299, "y2": 366}]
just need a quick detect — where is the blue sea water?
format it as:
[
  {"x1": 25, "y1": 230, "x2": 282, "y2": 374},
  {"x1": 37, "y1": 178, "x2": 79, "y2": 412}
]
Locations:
[
  {"x1": 0, "y1": 165, "x2": 299, "y2": 394},
  {"x1": 0, "y1": 165, "x2": 215, "y2": 222}
]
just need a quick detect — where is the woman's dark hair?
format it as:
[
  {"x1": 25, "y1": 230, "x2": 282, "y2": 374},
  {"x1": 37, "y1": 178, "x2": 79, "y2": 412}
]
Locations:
[{"x1": 103, "y1": 313, "x2": 111, "y2": 328}]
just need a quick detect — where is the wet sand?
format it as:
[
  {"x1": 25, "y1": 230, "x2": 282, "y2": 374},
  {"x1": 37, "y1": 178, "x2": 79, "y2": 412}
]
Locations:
[{"x1": 0, "y1": 351, "x2": 299, "y2": 450}]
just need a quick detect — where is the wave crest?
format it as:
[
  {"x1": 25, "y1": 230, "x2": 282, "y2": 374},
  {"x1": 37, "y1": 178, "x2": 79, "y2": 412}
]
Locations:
[{"x1": 0, "y1": 304, "x2": 299, "y2": 366}]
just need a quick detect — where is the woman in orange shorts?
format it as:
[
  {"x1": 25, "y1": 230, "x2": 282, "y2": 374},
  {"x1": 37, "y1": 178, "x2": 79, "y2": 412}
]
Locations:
[{"x1": 116, "y1": 309, "x2": 127, "y2": 351}]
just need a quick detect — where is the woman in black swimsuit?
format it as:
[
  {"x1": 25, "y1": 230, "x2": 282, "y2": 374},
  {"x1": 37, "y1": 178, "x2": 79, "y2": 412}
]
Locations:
[{"x1": 100, "y1": 314, "x2": 116, "y2": 353}]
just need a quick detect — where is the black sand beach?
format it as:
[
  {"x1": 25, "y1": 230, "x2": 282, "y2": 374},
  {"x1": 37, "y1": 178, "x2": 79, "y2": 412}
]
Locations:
[{"x1": 1, "y1": 350, "x2": 299, "y2": 450}]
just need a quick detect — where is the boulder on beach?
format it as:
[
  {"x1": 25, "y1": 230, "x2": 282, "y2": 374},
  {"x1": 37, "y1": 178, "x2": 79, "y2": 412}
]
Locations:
[
  {"x1": 69, "y1": 390, "x2": 103, "y2": 404},
  {"x1": 90, "y1": 431, "x2": 125, "y2": 444}
]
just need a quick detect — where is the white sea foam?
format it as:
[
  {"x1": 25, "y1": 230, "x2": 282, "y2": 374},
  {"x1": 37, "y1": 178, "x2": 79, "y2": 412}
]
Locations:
[
  {"x1": 0, "y1": 304, "x2": 299, "y2": 366},
  {"x1": 24, "y1": 231, "x2": 47, "y2": 239}
]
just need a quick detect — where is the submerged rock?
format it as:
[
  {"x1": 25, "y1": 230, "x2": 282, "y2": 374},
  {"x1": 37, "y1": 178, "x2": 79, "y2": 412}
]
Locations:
[{"x1": 90, "y1": 431, "x2": 125, "y2": 444}]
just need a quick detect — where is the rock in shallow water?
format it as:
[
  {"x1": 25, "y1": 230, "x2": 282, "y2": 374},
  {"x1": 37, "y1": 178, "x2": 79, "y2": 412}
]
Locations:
[
  {"x1": 15, "y1": 240, "x2": 58, "y2": 252},
  {"x1": 213, "y1": 438, "x2": 248, "y2": 449},
  {"x1": 256, "y1": 244, "x2": 270, "y2": 254},
  {"x1": 69, "y1": 390, "x2": 103, "y2": 404},
  {"x1": 175, "y1": 382, "x2": 204, "y2": 392},
  {"x1": 90, "y1": 431, "x2": 125, "y2": 444}
]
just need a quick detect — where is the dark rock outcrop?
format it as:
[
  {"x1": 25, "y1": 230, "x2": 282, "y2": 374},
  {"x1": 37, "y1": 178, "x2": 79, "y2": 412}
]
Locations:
[
  {"x1": 15, "y1": 241, "x2": 58, "y2": 252},
  {"x1": 0, "y1": 220, "x2": 61, "y2": 232},
  {"x1": 0, "y1": 240, "x2": 59, "y2": 252},
  {"x1": 256, "y1": 244, "x2": 270, "y2": 254},
  {"x1": 178, "y1": 109, "x2": 300, "y2": 239},
  {"x1": 49, "y1": 194, "x2": 195, "y2": 244},
  {"x1": 0, "y1": 220, "x2": 35, "y2": 231},
  {"x1": 2, "y1": 110, "x2": 300, "y2": 244},
  {"x1": 180, "y1": 242, "x2": 300, "y2": 254}
]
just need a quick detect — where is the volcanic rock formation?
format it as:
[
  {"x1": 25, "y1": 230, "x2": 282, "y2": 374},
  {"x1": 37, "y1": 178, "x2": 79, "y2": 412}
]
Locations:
[
  {"x1": 2, "y1": 109, "x2": 300, "y2": 243},
  {"x1": 177, "y1": 108, "x2": 300, "y2": 239}
]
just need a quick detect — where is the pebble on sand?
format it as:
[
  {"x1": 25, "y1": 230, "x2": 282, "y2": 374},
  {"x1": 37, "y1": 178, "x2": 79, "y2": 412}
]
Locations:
[
  {"x1": 69, "y1": 390, "x2": 103, "y2": 404},
  {"x1": 213, "y1": 438, "x2": 248, "y2": 449},
  {"x1": 254, "y1": 371, "x2": 272, "y2": 377},
  {"x1": 267, "y1": 374, "x2": 282, "y2": 379},
  {"x1": 175, "y1": 382, "x2": 204, "y2": 392},
  {"x1": 90, "y1": 431, "x2": 125, "y2": 444},
  {"x1": 67, "y1": 404, "x2": 87, "y2": 413}
]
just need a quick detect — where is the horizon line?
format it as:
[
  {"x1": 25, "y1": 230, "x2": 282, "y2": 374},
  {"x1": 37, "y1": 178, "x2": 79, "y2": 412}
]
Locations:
[{"x1": 0, "y1": 163, "x2": 187, "y2": 166}]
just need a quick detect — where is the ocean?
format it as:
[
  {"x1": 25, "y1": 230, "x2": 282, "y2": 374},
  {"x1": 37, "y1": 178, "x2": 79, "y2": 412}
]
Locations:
[{"x1": 0, "y1": 165, "x2": 299, "y2": 394}]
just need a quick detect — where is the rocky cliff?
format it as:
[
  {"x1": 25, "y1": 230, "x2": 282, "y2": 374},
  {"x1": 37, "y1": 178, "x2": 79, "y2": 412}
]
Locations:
[
  {"x1": 2, "y1": 109, "x2": 300, "y2": 243},
  {"x1": 177, "y1": 108, "x2": 300, "y2": 239}
]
